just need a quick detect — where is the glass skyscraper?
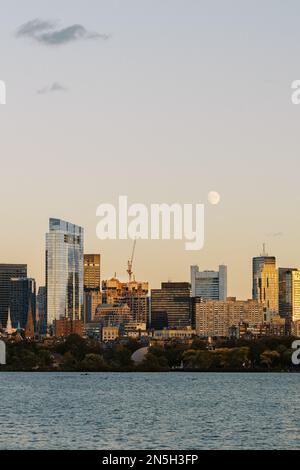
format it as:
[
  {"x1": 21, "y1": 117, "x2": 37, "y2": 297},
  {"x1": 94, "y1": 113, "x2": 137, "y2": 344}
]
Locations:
[
  {"x1": 252, "y1": 253, "x2": 278, "y2": 316},
  {"x1": 279, "y1": 268, "x2": 300, "y2": 332},
  {"x1": 0, "y1": 264, "x2": 27, "y2": 327},
  {"x1": 10, "y1": 277, "x2": 36, "y2": 329},
  {"x1": 46, "y1": 218, "x2": 84, "y2": 325}
]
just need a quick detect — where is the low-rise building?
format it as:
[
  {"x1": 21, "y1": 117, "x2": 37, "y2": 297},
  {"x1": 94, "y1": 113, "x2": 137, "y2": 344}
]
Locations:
[
  {"x1": 102, "y1": 326, "x2": 119, "y2": 343},
  {"x1": 152, "y1": 327, "x2": 196, "y2": 341},
  {"x1": 55, "y1": 319, "x2": 84, "y2": 338},
  {"x1": 124, "y1": 322, "x2": 148, "y2": 338}
]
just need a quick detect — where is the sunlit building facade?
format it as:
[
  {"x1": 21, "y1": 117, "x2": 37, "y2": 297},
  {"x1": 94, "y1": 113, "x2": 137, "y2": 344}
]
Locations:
[
  {"x1": 84, "y1": 254, "x2": 102, "y2": 322},
  {"x1": 279, "y1": 268, "x2": 300, "y2": 333},
  {"x1": 46, "y1": 218, "x2": 84, "y2": 325},
  {"x1": 102, "y1": 278, "x2": 149, "y2": 324},
  {"x1": 195, "y1": 298, "x2": 264, "y2": 337},
  {"x1": 190, "y1": 265, "x2": 227, "y2": 300},
  {"x1": 252, "y1": 254, "x2": 278, "y2": 316}
]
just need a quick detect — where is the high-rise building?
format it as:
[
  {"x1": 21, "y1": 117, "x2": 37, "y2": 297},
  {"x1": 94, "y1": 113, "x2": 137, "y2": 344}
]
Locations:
[
  {"x1": 0, "y1": 264, "x2": 27, "y2": 327},
  {"x1": 10, "y1": 278, "x2": 36, "y2": 329},
  {"x1": 151, "y1": 282, "x2": 191, "y2": 329},
  {"x1": 46, "y1": 218, "x2": 84, "y2": 325},
  {"x1": 37, "y1": 286, "x2": 47, "y2": 335},
  {"x1": 279, "y1": 268, "x2": 300, "y2": 332},
  {"x1": 84, "y1": 254, "x2": 102, "y2": 323},
  {"x1": 102, "y1": 278, "x2": 149, "y2": 324},
  {"x1": 195, "y1": 298, "x2": 264, "y2": 337},
  {"x1": 252, "y1": 250, "x2": 278, "y2": 316},
  {"x1": 190, "y1": 265, "x2": 227, "y2": 300},
  {"x1": 84, "y1": 254, "x2": 101, "y2": 291}
]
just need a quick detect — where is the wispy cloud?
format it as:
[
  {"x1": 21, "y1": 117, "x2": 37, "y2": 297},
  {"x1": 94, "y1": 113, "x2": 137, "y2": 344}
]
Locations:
[
  {"x1": 16, "y1": 19, "x2": 110, "y2": 46},
  {"x1": 266, "y1": 232, "x2": 284, "y2": 238},
  {"x1": 37, "y1": 82, "x2": 68, "y2": 95}
]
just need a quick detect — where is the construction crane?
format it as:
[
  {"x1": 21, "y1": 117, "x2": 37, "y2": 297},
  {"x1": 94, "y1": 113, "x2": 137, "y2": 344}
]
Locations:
[{"x1": 127, "y1": 239, "x2": 137, "y2": 283}]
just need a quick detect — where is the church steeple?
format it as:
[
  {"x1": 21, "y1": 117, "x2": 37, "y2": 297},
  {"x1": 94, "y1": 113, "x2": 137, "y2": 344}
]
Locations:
[
  {"x1": 5, "y1": 308, "x2": 14, "y2": 335},
  {"x1": 25, "y1": 299, "x2": 35, "y2": 339}
]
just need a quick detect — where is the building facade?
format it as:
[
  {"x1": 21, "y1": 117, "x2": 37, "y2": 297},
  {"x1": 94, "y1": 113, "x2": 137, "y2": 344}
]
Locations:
[
  {"x1": 37, "y1": 286, "x2": 47, "y2": 335},
  {"x1": 10, "y1": 277, "x2": 36, "y2": 329},
  {"x1": 102, "y1": 278, "x2": 149, "y2": 324},
  {"x1": 252, "y1": 254, "x2": 278, "y2": 316},
  {"x1": 151, "y1": 282, "x2": 191, "y2": 329},
  {"x1": 279, "y1": 268, "x2": 300, "y2": 333},
  {"x1": 94, "y1": 303, "x2": 133, "y2": 329},
  {"x1": 83, "y1": 254, "x2": 102, "y2": 323},
  {"x1": 0, "y1": 264, "x2": 27, "y2": 327},
  {"x1": 191, "y1": 265, "x2": 227, "y2": 300},
  {"x1": 84, "y1": 254, "x2": 101, "y2": 290},
  {"x1": 195, "y1": 298, "x2": 264, "y2": 337},
  {"x1": 46, "y1": 218, "x2": 84, "y2": 325}
]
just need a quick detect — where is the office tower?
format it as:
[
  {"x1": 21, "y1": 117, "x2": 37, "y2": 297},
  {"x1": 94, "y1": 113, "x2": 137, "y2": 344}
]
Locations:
[
  {"x1": 37, "y1": 286, "x2": 47, "y2": 335},
  {"x1": 46, "y1": 218, "x2": 84, "y2": 325},
  {"x1": 84, "y1": 254, "x2": 101, "y2": 290},
  {"x1": 102, "y1": 278, "x2": 149, "y2": 324},
  {"x1": 0, "y1": 264, "x2": 27, "y2": 327},
  {"x1": 10, "y1": 278, "x2": 36, "y2": 329},
  {"x1": 195, "y1": 298, "x2": 264, "y2": 337},
  {"x1": 252, "y1": 249, "x2": 278, "y2": 315},
  {"x1": 84, "y1": 254, "x2": 102, "y2": 322},
  {"x1": 279, "y1": 268, "x2": 300, "y2": 332},
  {"x1": 151, "y1": 282, "x2": 191, "y2": 329},
  {"x1": 191, "y1": 265, "x2": 227, "y2": 300}
]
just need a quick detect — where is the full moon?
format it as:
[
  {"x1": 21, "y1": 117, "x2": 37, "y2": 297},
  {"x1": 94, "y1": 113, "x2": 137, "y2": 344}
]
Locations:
[{"x1": 208, "y1": 191, "x2": 221, "y2": 205}]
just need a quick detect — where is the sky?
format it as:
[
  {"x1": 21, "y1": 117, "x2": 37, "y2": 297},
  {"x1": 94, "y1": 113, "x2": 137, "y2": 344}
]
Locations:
[{"x1": 0, "y1": 0, "x2": 300, "y2": 297}]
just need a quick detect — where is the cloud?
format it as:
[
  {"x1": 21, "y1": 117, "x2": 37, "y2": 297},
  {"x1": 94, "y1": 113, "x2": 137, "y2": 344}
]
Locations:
[
  {"x1": 37, "y1": 82, "x2": 68, "y2": 95},
  {"x1": 16, "y1": 18, "x2": 110, "y2": 46},
  {"x1": 266, "y1": 232, "x2": 284, "y2": 238}
]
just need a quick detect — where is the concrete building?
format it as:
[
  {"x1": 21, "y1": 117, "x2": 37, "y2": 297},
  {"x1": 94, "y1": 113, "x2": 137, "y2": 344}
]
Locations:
[
  {"x1": 191, "y1": 265, "x2": 227, "y2": 300},
  {"x1": 84, "y1": 254, "x2": 102, "y2": 322},
  {"x1": 102, "y1": 326, "x2": 119, "y2": 342},
  {"x1": 55, "y1": 318, "x2": 84, "y2": 337},
  {"x1": 84, "y1": 254, "x2": 101, "y2": 291},
  {"x1": 195, "y1": 298, "x2": 264, "y2": 338},
  {"x1": 124, "y1": 322, "x2": 148, "y2": 338},
  {"x1": 152, "y1": 327, "x2": 196, "y2": 341}
]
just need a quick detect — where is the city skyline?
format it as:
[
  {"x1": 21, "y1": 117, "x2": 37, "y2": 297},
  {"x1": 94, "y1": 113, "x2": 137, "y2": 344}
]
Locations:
[
  {"x1": 0, "y1": 214, "x2": 297, "y2": 297},
  {"x1": 2, "y1": 1, "x2": 300, "y2": 299}
]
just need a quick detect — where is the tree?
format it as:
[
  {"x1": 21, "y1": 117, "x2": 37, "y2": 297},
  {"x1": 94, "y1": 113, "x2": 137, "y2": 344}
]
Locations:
[
  {"x1": 80, "y1": 354, "x2": 108, "y2": 371},
  {"x1": 260, "y1": 350, "x2": 280, "y2": 369}
]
